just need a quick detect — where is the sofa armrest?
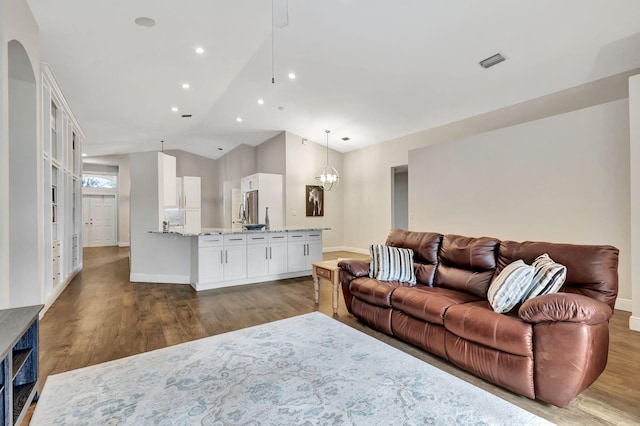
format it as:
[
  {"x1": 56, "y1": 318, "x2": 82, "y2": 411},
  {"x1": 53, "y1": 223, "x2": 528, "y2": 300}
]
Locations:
[
  {"x1": 338, "y1": 259, "x2": 370, "y2": 278},
  {"x1": 518, "y1": 293, "x2": 613, "y2": 325}
]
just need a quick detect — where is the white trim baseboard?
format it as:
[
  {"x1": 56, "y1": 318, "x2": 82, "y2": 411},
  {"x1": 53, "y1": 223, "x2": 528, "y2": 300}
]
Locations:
[
  {"x1": 630, "y1": 315, "x2": 640, "y2": 332},
  {"x1": 340, "y1": 246, "x2": 369, "y2": 255},
  {"x1": 615, "y1": 297, "x2": 632, "y2": 312},
  {"x1": 129, "y1": 273, "x2": 190, "y2": 284},
  {"x1": 118, "y1": 242, "x2": 130, "y2": 247}
]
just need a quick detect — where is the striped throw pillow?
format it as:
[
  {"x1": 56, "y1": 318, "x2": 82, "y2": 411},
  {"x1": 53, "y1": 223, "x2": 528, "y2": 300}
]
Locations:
[
  {"x1": 369, "y1": 244, "x2": 416, "y2": 284},
  {"x1": 524, "y1": 253, "x2": 567, "y2": 300},
  {"x1": 487, "y1": 260, "x2": 535, "y2": 313}
]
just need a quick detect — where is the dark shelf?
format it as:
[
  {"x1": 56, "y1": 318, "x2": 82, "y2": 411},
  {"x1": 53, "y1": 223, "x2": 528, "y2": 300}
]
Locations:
[
  {"x1": 13, "y1": 382, "x2": 36, "y2": 424},
  {"x1": 11, "y1": 349, "x2": 32, "y2": 380}
]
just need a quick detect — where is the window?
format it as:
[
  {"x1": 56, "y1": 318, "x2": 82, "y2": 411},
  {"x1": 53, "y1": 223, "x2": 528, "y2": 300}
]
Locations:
[{"x1": 82, "y1": 174, "x2": 117, "y2": 189}]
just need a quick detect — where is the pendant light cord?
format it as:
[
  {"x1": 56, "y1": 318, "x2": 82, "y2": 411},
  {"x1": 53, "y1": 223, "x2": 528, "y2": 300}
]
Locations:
[
  {"x1": 325, "y1": 130, "x2": 330, "y2": 166},
  {"x1": 271, "y1": 0, "x2": 275, "y2": 84}
]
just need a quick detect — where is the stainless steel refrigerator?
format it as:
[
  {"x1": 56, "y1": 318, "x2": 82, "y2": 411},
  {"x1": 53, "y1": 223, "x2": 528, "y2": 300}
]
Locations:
[{"x1": 244, "y1": 190, "x2": 259, "y2": 224}]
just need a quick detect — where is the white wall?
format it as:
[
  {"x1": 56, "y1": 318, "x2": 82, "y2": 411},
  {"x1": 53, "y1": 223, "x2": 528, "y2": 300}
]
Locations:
[
  {"x1": 0, "y1": 0, "x2": 40, "y2": 308},
  {"x1": 408, "y1": 99, "x2": 631, "y2": 303},
  {"x1": 629, "y1": 75, "x2": 640, "y2": 330},
  {"x1": 84, "y1": 154, "x2": 131, "y2": 246},
  {"x1": 129, "y1": 152, "x2": 191, "y2": 283},
  {"x1": 285, "y1": 132, "x2": 344, "y2": 250}
]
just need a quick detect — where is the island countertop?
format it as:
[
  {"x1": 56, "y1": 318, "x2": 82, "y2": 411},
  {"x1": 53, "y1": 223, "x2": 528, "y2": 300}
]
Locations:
[{"x1": 151, "y1": 227, "x2": 330, "y2": 237}]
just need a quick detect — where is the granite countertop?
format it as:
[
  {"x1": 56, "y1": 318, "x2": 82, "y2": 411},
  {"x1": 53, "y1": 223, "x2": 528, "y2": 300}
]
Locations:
[{"x1": 151, "y1": 227, "x2": 330, "y2": 237}]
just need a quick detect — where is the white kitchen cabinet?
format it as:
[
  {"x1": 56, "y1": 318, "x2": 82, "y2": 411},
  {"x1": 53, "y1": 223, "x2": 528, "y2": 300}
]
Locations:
[
  {"x1": 240, "y1": 173, "x2": 284, "y2": 228},
  {"x1": 160, "y1": 153, "x2": 177, "y2": 207},
  {"x1": 223, "y1": 234, "x2": 247, "y2": 281},
  {"x1": 192, "y1": 235, "x2": 224, "y2": 285},
  {"x1": 183, "y1": 209, "x2": 202, "y2": 234},
  {"x1": 177, "y1": 176, "x2": 201, "y2": 209},
  {"x1": 287, "y1": 231, "x2": 322, "y2": 272},
  {"x1": 247, "y1": 233, "x2": 288, "y2": 278}
]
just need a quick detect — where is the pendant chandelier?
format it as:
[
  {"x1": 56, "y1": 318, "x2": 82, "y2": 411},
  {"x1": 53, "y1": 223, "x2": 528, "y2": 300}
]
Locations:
[{"x1": 316, "y1": 130, "x2": 340, "y2": 191}]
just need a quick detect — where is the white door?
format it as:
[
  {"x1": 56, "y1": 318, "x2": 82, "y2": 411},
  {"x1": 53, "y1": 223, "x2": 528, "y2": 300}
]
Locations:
[{"x1": 82, "y1": 194, "x2": 117, "y2": 247}]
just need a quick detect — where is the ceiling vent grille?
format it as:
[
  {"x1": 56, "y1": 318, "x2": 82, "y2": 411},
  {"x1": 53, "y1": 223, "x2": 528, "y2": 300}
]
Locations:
[{"x1": 479, "y1": 53, "x2": 505, "y2": 69}]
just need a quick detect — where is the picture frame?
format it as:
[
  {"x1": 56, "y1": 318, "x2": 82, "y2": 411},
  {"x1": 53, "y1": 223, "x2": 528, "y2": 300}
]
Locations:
[{"x1": 306, "y1": 185, "x2": 324, "y2": 217}]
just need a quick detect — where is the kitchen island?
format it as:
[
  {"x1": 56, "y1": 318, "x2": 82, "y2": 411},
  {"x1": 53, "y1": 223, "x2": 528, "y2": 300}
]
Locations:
[{"x1": 133, "y1": 228, "x2": 328, "y2": 291}]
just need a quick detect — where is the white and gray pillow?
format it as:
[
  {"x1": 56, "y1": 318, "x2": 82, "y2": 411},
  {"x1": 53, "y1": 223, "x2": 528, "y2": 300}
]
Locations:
[
  {"x1": 487, "y1": 260, "x2": 535, "y2": 313},
  {"x1": 524, "y1": 253, "x2": 567, "y2": 300},
  {"x1": 369, "y1": 244, "x2": 416, "y2": 285}
]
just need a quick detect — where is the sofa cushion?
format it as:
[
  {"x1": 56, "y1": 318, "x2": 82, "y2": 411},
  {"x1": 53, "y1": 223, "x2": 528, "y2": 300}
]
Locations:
[
  {"x1": 386, "y1": 229, "x2": 442, "y2": 265},
  {"x1": 487, "y1": 260, "x2": 535, "y2": 313},
  {"x1": 525, "y1": 253, "x2": 567, "y2": 300},
  {"x1": 369, "y1": 244, "x2": 416, "y2": 284},
  {"x1": 444, "y1": 301, "x2": 533, "y2": 357},
  {"x1": 349, "y1": 277, "x2": 410, "y2": 308},
  {"x1": 434, "y1": 234, "x2": 500, "y2": 298},
  {"x1": 496, "y1": 240, "x2": 619, "y2": 309},
  {"x1": 391, "y1": 286, "x2": 481, "y2": 325}
]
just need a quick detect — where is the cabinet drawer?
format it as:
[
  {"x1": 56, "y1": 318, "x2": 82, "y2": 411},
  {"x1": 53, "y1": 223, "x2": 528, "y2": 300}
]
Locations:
[
  {"x1": 246, "y1": 234, "x2": 268, "y2": 244},
  {"x1": 198, "y1": 235, "x2": 223, "y2": 247},
  {"x1": 287, "y1": 232, "x2": 306, "y2": 242},
  {"x1": 268, "y1": 233, "x2": 287, "y2": 243},
  {"x1": 224, "y1": 234, "x2": 247, "y2": 245},
  {"x1": 316, "y1": 267, "x2": 332, "y2": 280},
  {"x1": 306, "y1": 231, "x2": 322, "y2": 240}
]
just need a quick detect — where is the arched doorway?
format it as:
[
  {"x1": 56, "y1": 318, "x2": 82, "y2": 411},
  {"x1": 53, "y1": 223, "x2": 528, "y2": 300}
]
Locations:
[{"x1": 8, "y1": 40, "x2": 40, "y2": 307}]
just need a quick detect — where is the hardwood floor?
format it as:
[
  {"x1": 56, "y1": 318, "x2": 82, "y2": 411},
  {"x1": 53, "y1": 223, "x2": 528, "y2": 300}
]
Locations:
[{"x1": 28, "y1": 246, "x2": 640, "y2": 425}]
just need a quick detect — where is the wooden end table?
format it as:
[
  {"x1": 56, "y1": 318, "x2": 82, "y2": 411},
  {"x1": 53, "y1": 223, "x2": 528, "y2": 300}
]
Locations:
[{"x1": 311, "y1": 260, "x2": 341, "y2": 314}]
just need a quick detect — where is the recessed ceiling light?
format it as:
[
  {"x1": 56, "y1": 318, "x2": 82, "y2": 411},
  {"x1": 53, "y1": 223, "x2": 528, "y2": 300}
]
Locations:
[
  {"x1": 82, "y1": 153, "x2": 87, "y2": 157},
  {"x1": 236, "y1": 117, "x2": 243, "y2": 122},
  {"x1": 195, "y1": 47, "x2": 205, "y2": 54},
  {"x1": 278, "y1": 106, "x2": 286, "y2": 111},
  {"x1": 181, "y1": 83, "x2": 190, "y2": 89},
  {"x1": 134, "y1": 17, "x2": 156, "y2": 27},
  {"x1": 171, "y1": 107, "x2": 179, "y2": 112},
  {"x1": 257, "y1": 99, "x2": 264, "y2": 105},
  {"x1": 288, "y1": 73, "x2": 296, "y2": 79}
]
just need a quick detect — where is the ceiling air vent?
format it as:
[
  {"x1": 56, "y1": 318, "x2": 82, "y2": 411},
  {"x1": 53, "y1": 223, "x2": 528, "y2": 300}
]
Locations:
[
  {"x1": 181, "y1": 114, "x2": 192, "y2": 118},
  {"x1": 479, "y1": 53, "x2": 505, "y2": 69}
]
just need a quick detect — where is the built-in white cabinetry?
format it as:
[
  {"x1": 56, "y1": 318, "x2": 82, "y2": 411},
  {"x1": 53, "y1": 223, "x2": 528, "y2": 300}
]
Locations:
[
  {"x1": 191, "y1": 230, "x2": 323, "y2": 291},
  {"x1": 240, "y1": 173, "x2": 284, "y2": 228},
  {"x1": 287, "y1": 231, "x2": 323, "y2": 272},
  {"x1": 161, "y1": 154, "x2": 177, "y2": 207},
  {"x1": 178, "y1": 177, "x2": 201, "y2": 209},
  {"x1": 41, "y1": 64, "x2": 84, "y2": 308},
  {"x1": 247, "y1": 232, "x2": 288, "y2": 278},
  {"x1": 223, "y1": 234, "x2": 247, "y2": 280}
]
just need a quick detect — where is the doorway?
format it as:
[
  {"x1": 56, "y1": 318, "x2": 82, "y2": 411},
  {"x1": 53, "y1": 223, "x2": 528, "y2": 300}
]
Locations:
[
  {"x1": 82, "y1": 195, "x2": 117, "y2": 247},
  {"x1": 391, "y1": 165, "x2": 409, "y2": 230}
]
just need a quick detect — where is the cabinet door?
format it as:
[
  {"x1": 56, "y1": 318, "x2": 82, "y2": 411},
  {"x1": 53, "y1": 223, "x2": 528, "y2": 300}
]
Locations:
[
  {"x1": 241, "y1": 174, "x2": 258, "y2": 193},
  {"x1": 306, "y1": 239, "x2": 323, "y2": 269},
  {"x1": 247, "y1": 243, "x2": 269, "y2": 278},
  {"x1": 224, "y1": 245, "x2": 247, "y2": 280},
  {"x1": 161, "y1": 153, "x2": 177, "y2": 207},
  {"x1": 182, "y1": 176, "x2": 201, "y2": 209},
  {"x1": 183, "y1": 210, "x2": 201, "y2": 234},
  {"x1": 268, "y1": 242, "x2": 288, "y2": 275},
  {"x1": 287, "y1": 240, "x2": 307, "y2": 273},
  {"x1": 199, "y1": 246, "x2": 223, "y2": 283}
]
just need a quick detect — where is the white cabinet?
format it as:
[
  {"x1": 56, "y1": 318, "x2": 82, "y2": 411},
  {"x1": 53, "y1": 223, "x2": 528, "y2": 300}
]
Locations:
[
  {"x1": 192, "y1": 235, "x2": 223, "y2": 284},
  {"x1": 160, "y1": 153, "x2": 177, "y2": 207},
  {"x1": 184, "y1": 210, "x2": 202, "y2": 234},
  {"x1": 287, "y1": 231, "x2": 323, "y2": 272},
  {"x1": 247, "y1": 233, "x2": 288, "y2": 278},
  {"x1": 177, "y1": 176, "x2": 201, "y2": 209},
  {"x1": 240, "y1": 173, "x2": 284, "y2": 228},
  {"x1": 223, "y1": 234, "x2": 247, "y2": 280}
]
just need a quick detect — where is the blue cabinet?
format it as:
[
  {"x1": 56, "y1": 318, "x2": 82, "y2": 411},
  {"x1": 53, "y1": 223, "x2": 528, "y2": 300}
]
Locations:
[{"x1": 0, "y1": 305, "x2": 42, "y2": 425}]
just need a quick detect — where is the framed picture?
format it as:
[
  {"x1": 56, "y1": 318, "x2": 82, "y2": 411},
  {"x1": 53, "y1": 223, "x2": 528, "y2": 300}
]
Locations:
[{"x1": 306, "y1": 185, "x2": 324, "y2": 217}]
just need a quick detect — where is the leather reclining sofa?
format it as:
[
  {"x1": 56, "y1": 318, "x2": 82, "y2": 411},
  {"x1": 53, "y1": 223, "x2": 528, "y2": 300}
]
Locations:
[{"x1": 338, "y1": 229, "x2": 619, "y2": 407}]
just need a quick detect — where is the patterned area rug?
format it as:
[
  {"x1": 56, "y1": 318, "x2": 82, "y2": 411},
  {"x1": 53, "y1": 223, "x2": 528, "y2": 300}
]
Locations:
[{"x1": 32, "y1": 312, "x2": 553, "y2": 425}]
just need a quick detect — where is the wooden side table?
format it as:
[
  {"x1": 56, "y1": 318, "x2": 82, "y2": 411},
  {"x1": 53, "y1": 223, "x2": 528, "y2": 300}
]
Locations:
[{"x1": 311, "y1": 260, "x2": 341, "y2": 314}]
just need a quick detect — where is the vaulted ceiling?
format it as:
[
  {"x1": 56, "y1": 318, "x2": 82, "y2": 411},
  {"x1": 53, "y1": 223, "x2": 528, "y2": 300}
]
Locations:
[{"x1": 26, "y1": 0, "x2": 640, "y2": 159}]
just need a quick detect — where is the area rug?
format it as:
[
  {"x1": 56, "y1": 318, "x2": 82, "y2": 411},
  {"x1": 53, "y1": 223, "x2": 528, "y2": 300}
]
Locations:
[{"x1": 31, "y1": 312, "x2": 553, "y2": 425}]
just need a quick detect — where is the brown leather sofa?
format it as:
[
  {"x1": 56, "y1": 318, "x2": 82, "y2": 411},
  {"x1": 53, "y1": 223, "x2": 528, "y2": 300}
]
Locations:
[{"x1": 339, "y1": 229, "x2": 619, "y2": 407}]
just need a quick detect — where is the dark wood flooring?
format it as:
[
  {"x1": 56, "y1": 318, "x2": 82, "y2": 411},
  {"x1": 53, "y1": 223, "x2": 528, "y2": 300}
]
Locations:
[{"x1": 27, "y1": 247, "x2": 640, "y2": 425}]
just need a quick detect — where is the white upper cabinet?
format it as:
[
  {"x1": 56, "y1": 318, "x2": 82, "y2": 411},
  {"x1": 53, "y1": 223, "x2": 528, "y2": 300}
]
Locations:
[
  {"x1": 178, "y1": 176, "x2": 201, "y2": 209},
  {"x1": 160, "y1": 153, "x2": 177, "y2": 207}
]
